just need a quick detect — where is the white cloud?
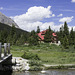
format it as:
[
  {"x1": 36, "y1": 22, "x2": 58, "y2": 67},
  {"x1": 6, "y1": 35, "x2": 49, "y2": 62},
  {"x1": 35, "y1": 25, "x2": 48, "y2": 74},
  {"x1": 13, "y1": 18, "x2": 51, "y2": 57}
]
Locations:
[
  {"x1": 57, "y1": 14, "x2": 63, "y2": 17},
  {"x1": 0, "y1": 7, "x2": 3, "y2": 10},
  {"x1": 11, "y1": 6, "x2": 75, "y2": 32},
  {"x1": 73, "y1": 26, "x2": 75, "y2": 31},
  {"x1": 71, "y1": 0, "x2": 75, "y2": 2},
  {"x1": 59, "y1": 16, "x2": 74, "y2": 23},
  {"x1": 52, "y1": 14, "x2": 55, "y2": 17},
  {"x1": 12, "y1": 6, "x2": 52, "y2": 22},
  {"x1": 11, "y1": 6, "x2": 56, "y2": 31}
]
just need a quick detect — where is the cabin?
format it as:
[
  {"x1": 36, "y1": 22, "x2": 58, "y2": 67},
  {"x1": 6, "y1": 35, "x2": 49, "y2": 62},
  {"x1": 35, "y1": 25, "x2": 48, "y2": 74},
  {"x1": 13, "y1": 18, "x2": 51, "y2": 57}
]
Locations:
[{"x1": 37, "y1": 30, "x2": 58, "y2": 43}]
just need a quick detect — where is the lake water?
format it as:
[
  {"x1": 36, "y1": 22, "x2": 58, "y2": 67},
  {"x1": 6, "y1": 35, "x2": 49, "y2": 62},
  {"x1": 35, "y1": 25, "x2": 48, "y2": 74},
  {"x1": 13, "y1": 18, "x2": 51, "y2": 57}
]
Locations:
[{"x1": 12, "y1": 69, "x2": 75, "y2": 75}]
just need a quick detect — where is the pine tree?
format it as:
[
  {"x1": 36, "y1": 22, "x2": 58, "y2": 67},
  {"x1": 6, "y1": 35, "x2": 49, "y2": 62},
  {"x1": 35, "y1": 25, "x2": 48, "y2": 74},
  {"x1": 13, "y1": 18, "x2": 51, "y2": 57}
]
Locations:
[
  {"x1": 37, "y1": 26, "x2": 40, "y2": 33},
  {"x1": 63, "y1": 35, "x2": 69, "y2": 49},
  {"x1": 7, "y1": 34, "x2": 12, "y2": 44},
  {"x1": 28, "y1": 30, "x2": 38, "y2": 46},
  {"x1": 10, "y1": 25, "x2": 16, "y2": 38},
  {"x1": 49, "y1": 26, "x2": 51, "y2": 32},
  {"x1": 59, "y1": 26, "x2": 64, "y2": 44},
  {"x1": 63, "y1": 22, "x2": 69, "y2": 38},
  {"x1": 44, "y1": 26, "x2": 52, "y2": 43},
  {"x1": 7, "y1": 25, "x2": 16, "y2": 45},
  {"x1": 12, "y1": 33, "x2": 17, "y2": 45},
  {"x1": 69, "y1": 27, "x2": 74, "y2": 45},
  {"x1": 0, "y1": 28, "x2": 8, "y2": 43},
  {"x1": 59, "y1": 22, "x2": 69, "y2": 47},
  {"x1": 16, "y1": 34, "x2": 26, "y2": 45}
]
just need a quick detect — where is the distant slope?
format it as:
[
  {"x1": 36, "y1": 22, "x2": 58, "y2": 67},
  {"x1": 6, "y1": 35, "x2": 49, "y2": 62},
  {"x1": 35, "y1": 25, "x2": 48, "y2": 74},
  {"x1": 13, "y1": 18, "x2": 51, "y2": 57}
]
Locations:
[
  {"x1": 0, "y1": 12, "x2": 19, "y2": 28},
  {"x1": 0, "y1": 22, "x2": 29, "y2": 37}
]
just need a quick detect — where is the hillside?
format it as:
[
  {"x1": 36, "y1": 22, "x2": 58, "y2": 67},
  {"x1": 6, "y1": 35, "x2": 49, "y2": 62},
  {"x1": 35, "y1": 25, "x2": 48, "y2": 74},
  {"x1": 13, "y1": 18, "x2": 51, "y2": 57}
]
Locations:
[
  {"x1": 0, "y1": 22, "x2": 30, "y2": 44},
  {"x1": 0, "y1": 12, "x2": 19, "y2": 28},
  {"x1": 0, "y1": 22, "x2": 29, "y2": 35}
]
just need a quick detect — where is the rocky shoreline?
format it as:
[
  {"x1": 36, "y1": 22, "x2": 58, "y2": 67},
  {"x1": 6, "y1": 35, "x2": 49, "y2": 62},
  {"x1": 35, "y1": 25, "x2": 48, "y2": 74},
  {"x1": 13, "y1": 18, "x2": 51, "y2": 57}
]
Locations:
[
  {"x1": 12, "y1": 57, "x2": 30, "y2": 71},
  {"x1": 12, "y1": 57, "x2": 75, "y2": 71}
]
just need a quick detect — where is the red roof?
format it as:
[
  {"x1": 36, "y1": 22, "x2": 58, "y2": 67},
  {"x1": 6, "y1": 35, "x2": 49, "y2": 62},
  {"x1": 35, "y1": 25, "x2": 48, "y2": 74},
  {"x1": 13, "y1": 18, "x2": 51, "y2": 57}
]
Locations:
[
  {"x1": 52, "y1": 33, "x2": 57, "y2": 36},
  {"x1": 38, "y1": 30, "x2": 57, "y2": 41}
]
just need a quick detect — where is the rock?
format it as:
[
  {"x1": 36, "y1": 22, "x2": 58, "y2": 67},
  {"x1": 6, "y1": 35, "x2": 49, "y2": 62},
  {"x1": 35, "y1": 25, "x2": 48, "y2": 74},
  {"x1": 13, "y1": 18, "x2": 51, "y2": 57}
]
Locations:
[
  {"x1": 0, "y1": 12, "x2": 19, "y2": 28},
  {"x1": 12, "y1": 57, "x2": 30, "y2": 71}
]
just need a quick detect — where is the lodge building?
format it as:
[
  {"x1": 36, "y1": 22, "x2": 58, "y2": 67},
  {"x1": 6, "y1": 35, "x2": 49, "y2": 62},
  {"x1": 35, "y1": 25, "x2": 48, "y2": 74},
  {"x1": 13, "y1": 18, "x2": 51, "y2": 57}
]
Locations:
[{"x1": 37, "y1": 30, "x2": 58, "y2": 43}]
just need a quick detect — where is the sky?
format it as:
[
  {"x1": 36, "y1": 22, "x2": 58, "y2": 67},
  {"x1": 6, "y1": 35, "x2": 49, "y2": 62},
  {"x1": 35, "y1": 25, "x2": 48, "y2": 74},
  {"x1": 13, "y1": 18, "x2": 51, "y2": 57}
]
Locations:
[{"x1": 0, "y1": 0, "x2": 75, "y2": 32}]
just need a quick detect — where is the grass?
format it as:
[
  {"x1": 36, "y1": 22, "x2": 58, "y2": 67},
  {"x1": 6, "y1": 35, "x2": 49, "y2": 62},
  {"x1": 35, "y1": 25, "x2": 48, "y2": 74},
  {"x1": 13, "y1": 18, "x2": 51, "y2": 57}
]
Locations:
[
  {"x1": 10, "y1": 43, "x2": 75, "y2": 65},
  {"x1": 38, "y1": 51, "x2": 75, "y2": 64}
]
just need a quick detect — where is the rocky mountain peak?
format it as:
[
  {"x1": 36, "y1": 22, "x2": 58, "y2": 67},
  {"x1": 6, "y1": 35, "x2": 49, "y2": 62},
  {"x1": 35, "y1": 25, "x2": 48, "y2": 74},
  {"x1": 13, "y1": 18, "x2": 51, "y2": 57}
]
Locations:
[{"x1": 0, "y1": 12, "x2": 19, "y2": 28}]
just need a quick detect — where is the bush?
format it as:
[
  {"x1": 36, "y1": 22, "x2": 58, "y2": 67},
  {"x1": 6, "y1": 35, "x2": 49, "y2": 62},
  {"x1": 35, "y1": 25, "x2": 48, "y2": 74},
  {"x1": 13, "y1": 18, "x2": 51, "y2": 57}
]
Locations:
[
  {"x1": 29, "y1": 60, "x2": 42, "y2": 71},
  {"x1": 21, "y1": 51, "x2": 40, "y2": 60},
  {"x1": 29, "y1": 66, "x2": 42, "y2": 71},
  {"x1": 29, "y1": 60, "x2": 42, "y2": 66}
]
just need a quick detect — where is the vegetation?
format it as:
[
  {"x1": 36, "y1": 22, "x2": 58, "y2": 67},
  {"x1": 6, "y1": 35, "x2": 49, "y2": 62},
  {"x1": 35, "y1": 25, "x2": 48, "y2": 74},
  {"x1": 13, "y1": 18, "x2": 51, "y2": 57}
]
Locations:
[
  {"x1": 11, "y1": 43, "x2": 75, "y2": 65},
  {"x1": 57, "y1": 21, "x2": 75, "y2": 49},
  {"x1": 21, "y1": 51, "x2": 40, "y2": 60},
  {"x1": 44, "y1": 26, "x2": 53, "y2": 43},
  {"x1": 0, "y1": 22, "x2": 29, "y2": 45},
  {"x1": 28, "y1": 30, "x2": 39, "y2": 46},
  {"x1": 1, "y1": 21, "x2": 75, "y2": 48},
  {"x1": 37, "y1": 26, "x2": 40, "y2": 33},
  {"x1": 0, "y1": 21, "x2": 75, "y2": 69}
]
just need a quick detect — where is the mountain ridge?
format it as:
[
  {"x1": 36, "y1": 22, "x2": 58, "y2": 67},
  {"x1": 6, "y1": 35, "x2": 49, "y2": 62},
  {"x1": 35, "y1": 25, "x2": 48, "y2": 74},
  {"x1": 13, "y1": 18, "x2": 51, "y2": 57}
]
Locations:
[{"x1": 0, "y1": 12, "x2": 19, "y2": 28}]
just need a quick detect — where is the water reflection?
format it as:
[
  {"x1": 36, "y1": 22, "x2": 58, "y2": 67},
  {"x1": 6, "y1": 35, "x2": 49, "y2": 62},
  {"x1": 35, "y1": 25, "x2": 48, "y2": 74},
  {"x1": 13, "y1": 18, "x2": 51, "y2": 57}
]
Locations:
[{"x1": 5, "y1": 69, "x2": 75, "y2": 75}]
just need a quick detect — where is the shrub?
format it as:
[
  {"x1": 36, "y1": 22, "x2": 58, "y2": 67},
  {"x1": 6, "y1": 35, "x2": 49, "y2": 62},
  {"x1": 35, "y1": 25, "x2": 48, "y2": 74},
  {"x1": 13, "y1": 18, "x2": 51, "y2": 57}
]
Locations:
[
  {"x1": 29, "y1": 66, "x2": 42, "y2": 71},
  {"x1": 29, "y1": 60, "x2": 42, "y2": 71},
  {"x1": 21, "y1": 51, "x2": 40, "y2": 60},
  {"x1": 29, "y1": 60, "x2": 42, "y2": 66}
]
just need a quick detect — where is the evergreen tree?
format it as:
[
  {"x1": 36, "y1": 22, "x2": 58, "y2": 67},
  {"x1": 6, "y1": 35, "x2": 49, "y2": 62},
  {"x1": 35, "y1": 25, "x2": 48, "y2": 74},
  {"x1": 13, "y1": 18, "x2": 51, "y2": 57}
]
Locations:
[
  {"x1": 12, "y1": 33, "x2": 17, "y2": 45},
  {"x1": 37, "y1": 26, "x2": 40, "y2": 33},
  {"x1": 63, "y1": 35, "x2": 69, "y2": 49},
  {"x1": 10, "y1": 25, "x2": 16, "y2": 38},
  {"x1": 44, "y1": 26, "x2": 53, "y2": 43},
  {"x1": 30, "y1": 30, "x2": 36, "y2": 36},
  {"x1": 7, "y1": 34, "x2": 12, "y2": 44},
  {"x1": 7, "y1": 25, "x2": 16, "y2": 45},
  {"x1": 59, "y1": 22, "x2": 69, "y2": 47},
  {"x1": 16, "y1": 34, "x2": 26, "y2": 45},
  {"x1": 0, "y1": 29, "x2": 8, "y2": 43},
  {"x1": 63, "y1": 22, "x2": 69, "y2": 38},
  {"x1": 49, "y1": 26, "x2": 51, "y2": 32},
  {"x1": 59, "y1": 26, "x2": 64, "y2": 44},
  {"x1": 28, "y1": 30, "x2": 38, "y2": 46},
  {"x1": 60, "y1": 26, "x2": 64, "y2": 38},
  {"x1": 69, "y1": 27, "x2": 74, "y2": 45}
]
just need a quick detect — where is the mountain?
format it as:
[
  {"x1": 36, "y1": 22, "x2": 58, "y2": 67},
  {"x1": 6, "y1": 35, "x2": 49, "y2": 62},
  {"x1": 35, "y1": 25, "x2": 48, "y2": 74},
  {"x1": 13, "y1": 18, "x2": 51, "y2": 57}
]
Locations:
[{"x1": 0, "y1": 12, "x2": 19, "y2": 28}]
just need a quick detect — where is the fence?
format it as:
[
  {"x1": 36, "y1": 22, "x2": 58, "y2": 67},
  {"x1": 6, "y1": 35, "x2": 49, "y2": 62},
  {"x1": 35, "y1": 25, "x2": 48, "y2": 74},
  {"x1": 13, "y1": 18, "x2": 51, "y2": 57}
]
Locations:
[{"x1": 0, "y1": 43, "x2": 10, "y2": 60}]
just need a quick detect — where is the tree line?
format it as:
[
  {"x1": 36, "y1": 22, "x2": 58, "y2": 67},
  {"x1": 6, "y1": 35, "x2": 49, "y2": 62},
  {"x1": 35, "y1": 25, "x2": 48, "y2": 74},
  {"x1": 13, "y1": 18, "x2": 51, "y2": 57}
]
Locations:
[
  {"x1": 0, "y1": 23, "x2": 29, "y2": 45},
  {"x1": 56, "y1": 22, "x2": 75, "y2": 49},
  {"x1": 28, "y1": 22, "x2": 75, "y2": 49},
  {"x1": 0, "y1": 22, "x2": 75, "y2": 49}
]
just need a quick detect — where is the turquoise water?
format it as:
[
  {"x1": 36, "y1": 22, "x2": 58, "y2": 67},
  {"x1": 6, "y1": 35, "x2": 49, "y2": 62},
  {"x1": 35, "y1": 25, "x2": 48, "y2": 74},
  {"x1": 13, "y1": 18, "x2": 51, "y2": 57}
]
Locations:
[{"x1": 12, "y1": 69, "x2": 75, "y2": 75}]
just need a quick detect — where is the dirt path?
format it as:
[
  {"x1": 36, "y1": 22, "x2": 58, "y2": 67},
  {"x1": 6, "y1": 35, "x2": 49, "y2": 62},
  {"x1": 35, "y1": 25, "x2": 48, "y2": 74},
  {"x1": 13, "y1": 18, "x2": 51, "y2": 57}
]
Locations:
[{"x1": 44, "y1": 64, "x2": 75, "y2": 67}]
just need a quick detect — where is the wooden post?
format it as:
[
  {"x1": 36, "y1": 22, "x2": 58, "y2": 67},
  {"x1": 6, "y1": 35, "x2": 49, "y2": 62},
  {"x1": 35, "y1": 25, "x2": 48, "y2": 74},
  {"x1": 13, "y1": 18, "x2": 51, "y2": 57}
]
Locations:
[
  {"x1": 4, "y1": 43, "x2": 7, "y2": 56},
  {"x1": 8, "y1": 43, "x2": 10, "y2": 54},
  {"x1": 0, "y1": 43, "x2": 2, "y2": 59}
]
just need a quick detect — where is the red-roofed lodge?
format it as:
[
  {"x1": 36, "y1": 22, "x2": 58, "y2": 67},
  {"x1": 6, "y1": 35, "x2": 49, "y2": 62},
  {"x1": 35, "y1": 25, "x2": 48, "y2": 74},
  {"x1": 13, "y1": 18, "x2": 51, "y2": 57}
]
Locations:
[{"x1": 37, "y1": 30, "x2": 58, "y2": 43}]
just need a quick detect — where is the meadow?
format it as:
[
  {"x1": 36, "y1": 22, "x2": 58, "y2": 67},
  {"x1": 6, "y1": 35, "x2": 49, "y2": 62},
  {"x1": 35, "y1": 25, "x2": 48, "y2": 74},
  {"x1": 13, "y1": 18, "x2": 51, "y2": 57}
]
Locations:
[{"x1": 11, "y1": 43, "x2": 75, "y2": 65}]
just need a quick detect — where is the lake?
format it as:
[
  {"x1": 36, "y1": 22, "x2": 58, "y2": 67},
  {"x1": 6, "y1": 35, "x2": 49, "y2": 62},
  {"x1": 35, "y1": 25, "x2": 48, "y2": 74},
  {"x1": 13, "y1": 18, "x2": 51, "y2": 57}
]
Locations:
[{"x1": 12, "y1": 69, "x2": 75, "y2": 75}]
